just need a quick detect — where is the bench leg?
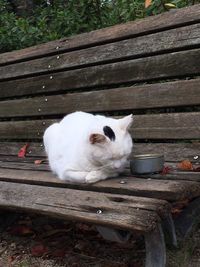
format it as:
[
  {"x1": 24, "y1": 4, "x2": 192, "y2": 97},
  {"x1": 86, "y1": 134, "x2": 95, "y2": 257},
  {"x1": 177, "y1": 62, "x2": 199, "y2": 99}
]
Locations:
[
  {"x1": 97, "y1": 224, "x2": 166, "y2": 267},
  {"x1": 174, "y1": 197, "x2": 200, "y2": 239},
  {"x1": 162, "y1": 213, "x2": 177, "y2": 247},
  {"x1": 145, "y1": 224, "x2": 166, "y2": 267},
  {"x1": 96, "y1": 225, "x2": 131, "y2": 243}
]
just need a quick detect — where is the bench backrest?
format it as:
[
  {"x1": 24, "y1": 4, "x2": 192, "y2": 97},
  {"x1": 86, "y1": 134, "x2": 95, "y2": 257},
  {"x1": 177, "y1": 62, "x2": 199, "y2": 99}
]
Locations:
[{"x1": 0, "y1": 5, "x2": 200, "y2": 162}]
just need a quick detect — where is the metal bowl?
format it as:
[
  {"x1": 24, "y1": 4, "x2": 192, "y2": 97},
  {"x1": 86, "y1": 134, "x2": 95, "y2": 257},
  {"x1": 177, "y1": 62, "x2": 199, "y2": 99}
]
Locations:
[{"x1": 130, "y1": 154, "x2": 164, "y2": 174}]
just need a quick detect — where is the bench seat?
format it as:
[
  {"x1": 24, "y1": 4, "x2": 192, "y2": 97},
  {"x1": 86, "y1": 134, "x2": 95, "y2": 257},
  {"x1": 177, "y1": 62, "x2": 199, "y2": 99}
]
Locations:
[{"x1": 0, "y1": 4, "x2": 200, "y2": 266}]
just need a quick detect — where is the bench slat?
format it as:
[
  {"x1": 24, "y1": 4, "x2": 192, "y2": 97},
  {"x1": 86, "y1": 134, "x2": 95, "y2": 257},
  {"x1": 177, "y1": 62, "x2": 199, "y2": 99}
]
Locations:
[
  {"x1": 0, "y1": 49, "x2": 200, "y2": 99},
  {"x1": 0, "y1": 158, "x2": 199, "y2": 183},
  {"x1": 0, "y1": 112, "x2": 199, "y2": 140},
  {"x1": 0, "y1": 23, "x2": 199, "y2": 81},
  {"x1": 0, "y1": 4, "x2": 199, "y2": 65},
  {"x1": 0, "y1": 167, "x2": 199, "y2": 201},
  {"x1": 0, "y1": 142, "x2": 199, "y2": 162},
  {"x1": 0, "y1": 181, "x2": 161, "y2": 232},
  {"x1": 0, "y1": 79, "x2": 200, "y2": 117}
]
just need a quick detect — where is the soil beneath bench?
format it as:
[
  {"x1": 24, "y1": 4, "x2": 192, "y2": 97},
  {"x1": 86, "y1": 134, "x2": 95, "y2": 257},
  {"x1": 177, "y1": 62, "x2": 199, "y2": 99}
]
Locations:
[
  {"x1": 0, "y1": 211, "x2": 143, "y2": 267},
  {"x1": 0, "y1": 211, "x2": 199, "y2": 267}
]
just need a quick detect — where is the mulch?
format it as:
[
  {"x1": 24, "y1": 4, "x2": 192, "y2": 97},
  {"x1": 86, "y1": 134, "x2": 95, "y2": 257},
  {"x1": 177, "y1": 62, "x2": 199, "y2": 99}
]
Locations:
[{"x1": 0, "y1": 211, "x2": 144, "y2": 267}]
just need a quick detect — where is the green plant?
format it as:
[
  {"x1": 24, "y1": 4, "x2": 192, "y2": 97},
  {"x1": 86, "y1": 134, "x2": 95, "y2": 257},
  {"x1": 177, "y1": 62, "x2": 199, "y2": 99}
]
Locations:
[{"x1": 0, "y1": 0, "x2": 199, "y2": 53}]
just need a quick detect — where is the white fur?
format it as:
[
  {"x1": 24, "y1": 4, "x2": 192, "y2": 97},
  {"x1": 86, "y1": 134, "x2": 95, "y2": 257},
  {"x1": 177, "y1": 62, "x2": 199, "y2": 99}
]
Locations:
[{"x1": 43, "y1": 111, "x2": 133, "y2": 183}]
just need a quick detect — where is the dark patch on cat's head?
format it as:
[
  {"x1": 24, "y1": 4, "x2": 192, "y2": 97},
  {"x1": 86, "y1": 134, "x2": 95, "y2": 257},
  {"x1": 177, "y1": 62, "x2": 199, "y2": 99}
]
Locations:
[{"x1": 103, "y1": 126, "x2": 115, "y2": 141}]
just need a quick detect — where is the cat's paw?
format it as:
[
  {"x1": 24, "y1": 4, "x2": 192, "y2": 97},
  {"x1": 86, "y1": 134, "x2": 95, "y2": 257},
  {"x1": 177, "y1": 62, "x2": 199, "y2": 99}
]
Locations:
[{"x1": 85, "y1": 171, "x2": 107, "y2": 184}]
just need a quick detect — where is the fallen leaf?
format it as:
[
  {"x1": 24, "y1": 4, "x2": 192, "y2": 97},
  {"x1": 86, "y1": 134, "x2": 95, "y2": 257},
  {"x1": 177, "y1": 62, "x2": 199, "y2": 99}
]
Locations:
[
  {"x1": 177, "y1": 160, "x2": 193, "y2": 170},
  {"x1": 34, "y1": 159, "x2": 46, "y2": 165},
  {"x1": 18, "y1": 144, "x2": 29, "y2": 158},
  {"x1": 9, "y1": 225, "x2": 33, "y2": 236},
  {"x1": 171, "y1": 199, "x2": 189, "y2": 216},
  {"x1": 164, "y1": 3, "x2": 176, "y2": 9},
  {"x1": 31, "y1": 244, "x2": 48, "y2": 257},
  {"x1": 171, "y1": 207, "x2": 182, "y2": 216},
  {"x1": 145, "y1": 0, "x2": 152, "y2": 8},
  {"x1": 161, "y1": 166, "x2": 171, "y2": 175}
]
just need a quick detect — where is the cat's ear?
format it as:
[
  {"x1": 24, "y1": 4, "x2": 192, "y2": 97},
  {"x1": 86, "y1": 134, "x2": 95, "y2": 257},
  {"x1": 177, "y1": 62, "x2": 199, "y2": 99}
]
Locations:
[
  {"x1": 89, "y1": 133, "x2": 106, "y2": 144},
  {"x1": 119, "y1": 114, "x2": 133, "y2": 131}
]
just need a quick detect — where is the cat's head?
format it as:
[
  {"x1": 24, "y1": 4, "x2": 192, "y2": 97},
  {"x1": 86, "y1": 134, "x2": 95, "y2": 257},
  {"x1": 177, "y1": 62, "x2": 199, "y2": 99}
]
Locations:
[{"x1": 89, "y1": 114, "x2": 133, "y2": 172}]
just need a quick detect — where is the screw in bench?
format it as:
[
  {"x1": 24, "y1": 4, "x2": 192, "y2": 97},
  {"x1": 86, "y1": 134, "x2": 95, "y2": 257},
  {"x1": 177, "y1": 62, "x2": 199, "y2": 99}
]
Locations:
[
  {"x1": 120, "y1": 180, "x2": 126, "y2": 184},
  {"x1": 48, "y1": 65, "x2": 51, "y2": 68},
  {"x1": 57, "y1": 56, "x2": 60, "y2": 59},
  {"x1": 50, "y1": 76, "x2": 53, "y2": 79},
  {"x1": 97, "y1": 210, "x2": 103, "y2": 214},
  {"x1": 42, "y1": 85, "x2": 46, "y2": 89},
  {"x1": 56, "y1": 46, "x2": 59, "y2": 49}
]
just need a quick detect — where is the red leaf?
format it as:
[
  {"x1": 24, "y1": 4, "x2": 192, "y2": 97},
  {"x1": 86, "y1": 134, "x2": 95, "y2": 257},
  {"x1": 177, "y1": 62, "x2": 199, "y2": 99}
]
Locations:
[
  {"x1": 31, "y1": 244, "x2": 48, "y2": 257},
  {"x1": 177, "y1": 160, "x2": 193, "y2": 170},
  {"x1": 171, "y1": 199, "x2": 189, "y2": 216},
  {"x1": 34, "y1": 159, "x2": 45, "y2": 165},
  {"x1": 161, "y1": 166, "x2": 171, "y2": 175},
  {"x1": 9, "y1": 225, "x2": 33, "y2": 236},
  {"x1": 18, "y1": 144, "x2": 29, "y2": 158}
]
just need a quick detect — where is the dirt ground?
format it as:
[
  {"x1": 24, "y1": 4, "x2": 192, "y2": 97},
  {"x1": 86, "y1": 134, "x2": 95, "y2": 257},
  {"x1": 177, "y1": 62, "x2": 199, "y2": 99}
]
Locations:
[{"x1": 0, "y1": 211, "x2": 200, "y2": 267}]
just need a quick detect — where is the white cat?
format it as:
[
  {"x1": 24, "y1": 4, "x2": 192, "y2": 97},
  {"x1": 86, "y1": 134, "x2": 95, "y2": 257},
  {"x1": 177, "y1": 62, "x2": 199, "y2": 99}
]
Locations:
[{"x1": 43, "y1": 111, "x2": 133, "y2": 183}]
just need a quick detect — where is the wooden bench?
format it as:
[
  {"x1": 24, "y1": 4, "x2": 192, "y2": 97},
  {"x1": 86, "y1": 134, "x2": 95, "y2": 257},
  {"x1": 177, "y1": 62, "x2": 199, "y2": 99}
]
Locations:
[{"x1": 0, "y1": 4, "x2": 200, "y2": 266}]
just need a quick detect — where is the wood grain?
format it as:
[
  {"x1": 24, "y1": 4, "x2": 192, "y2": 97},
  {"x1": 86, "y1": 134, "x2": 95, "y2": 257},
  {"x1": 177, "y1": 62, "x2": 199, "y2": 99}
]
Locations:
[
  {"x1": 0, "y1": 4, "x2": 199, "y2": 65},
  {"x1": 133, "y1": 142, "x2": 200, "y2": 162},
  {"x1": 0, "y1": 49, "x2": 200, "y2": 99},
  {"x1": 0, "y1": 180, "x2": 161, "y2": 232},
  {"x1": 0, "y1": 79, "x2": 200, "y2": 117},
  {"x1": 0, "y1": 112, "x2": 199, "y2": 140},
  {"x1": 0, "y1": 23, "x2": 200, "y2": 81},
  {"x1": 0, "y1": 142, "x2": 200, "y2": 162},
  {"x1": 0, "y1": 158, "x2": 199, "y2": 183},
  {"x1": 0, "y1": 168, "x2": 199, "y2": 201}
]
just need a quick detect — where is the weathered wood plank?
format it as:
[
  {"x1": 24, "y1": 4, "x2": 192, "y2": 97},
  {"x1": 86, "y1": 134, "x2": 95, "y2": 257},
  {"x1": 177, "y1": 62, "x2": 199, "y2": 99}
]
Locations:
[
  {"x1": 0, "y1": 158, "x2": 199, "y2": 183},
  {"x1": 133, "y1": 142, "x2": 200, "y2": 162},
  {"x1": 138, "y1": 172, "x2": 200, "y2": 182},
  {"x1": 1, "y1": 79, "x2": 200, "y2": 117},
  {"x1": 0, "y1": 142, "x2": 45, "y2": 157},
  {"x1": 0, "y1": 168, "x2": 199, "y2": 201},
  {"x1": 0, "y1": 4, "x2": 199, "y2": 65},
  {"x1": 0, "y1": 112, "x2": 199, "y2": 140},
  {"x1": 0, "y1": 49, "x2": 200, "y2": 99},
  {"x1": 0, "y1": 119, "x2": 54, "y2": 140},
  {"x1": 0, "y1": 181, "x2": 161, "y2": 232},
  {"x1": 0, "y1": 160, "x2": 49, "y2": 172},
  {"x1": 0, "y1": 142, "x2": 199, "y2": 162},
  {"x1": 1, "y1": 23, "x2": 200, "y2": 81}
]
